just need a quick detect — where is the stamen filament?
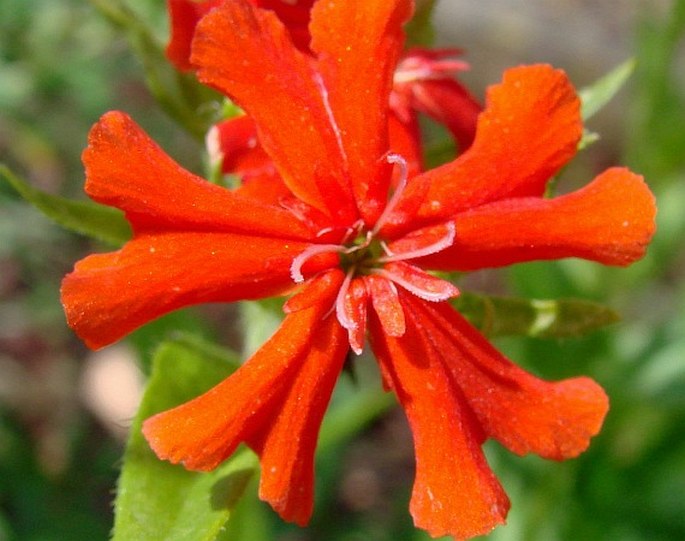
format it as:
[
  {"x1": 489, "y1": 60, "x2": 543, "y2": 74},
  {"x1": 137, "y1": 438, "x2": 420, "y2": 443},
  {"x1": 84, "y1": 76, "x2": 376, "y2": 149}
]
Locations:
[
  {"x1": 335, "y1": 268, "x2": 358, "y2": 332},
  {"x1": 372, "y1": 153, "x2": 409, "y2": 236},
  {"x1": 290, "y1": 244, "x2": 346, "y2": 283}
]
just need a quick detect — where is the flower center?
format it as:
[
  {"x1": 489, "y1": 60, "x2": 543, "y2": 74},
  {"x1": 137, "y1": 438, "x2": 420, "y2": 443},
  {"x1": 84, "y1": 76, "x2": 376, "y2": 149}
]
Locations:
[
  {"x1": 290, "y1": 153, "x2": 408, "y2": 284},
  {"x1": 338, "y1": 233, "x2": 384, "y2": 275},
  {"x1": 288, "y1": 154, "x2": 460, "y2": 354}
]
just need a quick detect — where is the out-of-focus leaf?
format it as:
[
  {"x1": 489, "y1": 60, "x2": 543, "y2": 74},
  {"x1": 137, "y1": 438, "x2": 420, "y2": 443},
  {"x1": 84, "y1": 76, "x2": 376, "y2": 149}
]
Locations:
[
  {"x1": 627, "y1": 2, "x2": 685, "y2": 179},
  {"x1": 452, "y1": 292, "x2": 620, "y2": 338},
  {"x1": 319, "y1": 385, "x2": 395, "y2": 452},
  {"x1": 112, "y1": 335, "x2": 258, "y2": 541},
  {"x1": 87, "y1": 0, "x2": 218, "y2": 139},
  {"x1": 578, "y1": 128, "x2": 600, "y2": 150},
  {"x1": 0, "y1": 164, "x2": 131, "y2": 245},
  {"x1": 579, "y1": 58, "x2": 635, "y2": 121},
  {"x1": 405, "y1": 0, "x2": 438, "y2": 47},
  {"x1": 240, "y1": 298, "x2": 284, "y2": 357}
]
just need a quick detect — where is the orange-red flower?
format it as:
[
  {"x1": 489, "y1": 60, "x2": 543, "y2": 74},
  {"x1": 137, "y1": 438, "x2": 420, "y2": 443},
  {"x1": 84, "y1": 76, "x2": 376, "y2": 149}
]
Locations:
[
  {"x1": 166, "y1": 0, "x2": 480, "y2": 179},
  {"x1": 166, "y1": 0, "x2": 314, "y2": 70},
  {"x1": 62, "y1": 0, "x2": 656, "y2": 538}
]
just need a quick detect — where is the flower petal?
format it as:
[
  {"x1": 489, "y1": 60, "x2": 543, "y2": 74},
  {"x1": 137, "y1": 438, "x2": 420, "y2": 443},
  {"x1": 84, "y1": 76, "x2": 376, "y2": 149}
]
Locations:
[
  {"x1": 393, "y1": 48, "x2": 481, "y2": 152},
  {"x1": 61, "y1": 232, "x2": 338, "y2": 349},
  {"x1": 369, "y1": 307, "x2": 510, "y2": 540},
  {"x1": 389, "y1": 64, "x2": 582, "y2": 232},
  {"x1": 84, "y1": 111, "x2": 315, "y2": 239},
  {"x1": 383, "y1": 221, "x2": 456, "y2": 262},
  {"x1": 409, "y1": 77, "x2": 481, "y2": 152},
  {"x1": 388, "y1": 110, "x2": 423, "y2": 179},
  {"x1": 257, "y1": 0, "x2": 314, "y2": 51},
  {"x1": 142, "y1": 298, "x2": 337, "y2": 471},
  {"x1": 192, "y1": 1, "x2": 355, "y2": 221},
  {"x1": 284, "y1": 268, "x2": 345, "y2": 313},
  {"x1": 418, "y1": 167, "x2": 657, "y2": 271},
  {"x1": 248, "y1": 314, "x2": 347, "y2": 525},
  {"x1": 376, "y1": 261, "x2": 459, "y2": 302},
  {"x1": 406, "y1": 295, "x2": 609, "y2": 460},
  {"x1": 364, "y1": 275, "x2": 405, "y2": 337},
  {"x1": 309, "y1": 0, "x2": 414, "y2": 225},
  {"x1": 336, "y1": 277, "x2": 368, "y2": 355},
  {"x1": 165, "y1": 0, "x2": 220, "y2": 71},
  {"x1": 207, "y1": 115, "x2": 273, "y2": 178}
]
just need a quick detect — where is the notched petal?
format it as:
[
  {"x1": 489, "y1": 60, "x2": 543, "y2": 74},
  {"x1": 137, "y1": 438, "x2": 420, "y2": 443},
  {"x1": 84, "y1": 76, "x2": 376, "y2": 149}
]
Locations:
[
  {"x1": 284, "y1": 268, "x2": 345, "y2": 313},
  {"x1": 142, "y1": 302, "x2": 333, "y2": 471},
  {"x1": 408, "y1": 296, "x2": 610, "y2": 460},
  {"x1": 192, "y1": 1, "x2": 354, "y2": 219},
  {"x1": 84, "y1": 111, "x2": 314, "y2": 240},
  {"x1": 421, "y1": 167, "x2": 657, "y2": 271},
  {"x1": 391, "y1": 64, "x2": 582, "y2": 232},
  {"x1": 369, "y1": 307, "x2": 510, "y2": 540},
  {"x1": 61, "y1": 233, "x2": 337, "y2": 349},
  {"x1": 336, "y1": 277, "x2": 368, "y2": 355},
  {"x1": 364, "y1": 274, "x2": 406, "y2": 337},
  {"x1": 248, "y1": 315, "x2": 347, "y2": 525},
  {"x1": 377, "y1": 261, "x2": 459, "y2": 302}
]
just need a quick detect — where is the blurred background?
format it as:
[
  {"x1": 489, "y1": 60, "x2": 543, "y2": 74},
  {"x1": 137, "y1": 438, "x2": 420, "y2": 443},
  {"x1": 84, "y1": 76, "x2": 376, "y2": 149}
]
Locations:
[{"x1": 1, "y1": 0, "x2": 684, "y2": 539}]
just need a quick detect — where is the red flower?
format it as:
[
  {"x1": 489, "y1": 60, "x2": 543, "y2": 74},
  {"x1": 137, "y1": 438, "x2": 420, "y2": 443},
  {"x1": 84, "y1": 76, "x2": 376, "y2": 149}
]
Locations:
[
  {"x1": 62, "y1": 0, "x2": 656, "y2": 538},
  {"x1": 166, "y1": 0, "x2": 314, "y2": 70},
  {"x1": 166, "y1": 0, "x2": 480, "y2": 178},
  {"x1": 391, "y1": 47, "x2": 481, "y2": 153}
]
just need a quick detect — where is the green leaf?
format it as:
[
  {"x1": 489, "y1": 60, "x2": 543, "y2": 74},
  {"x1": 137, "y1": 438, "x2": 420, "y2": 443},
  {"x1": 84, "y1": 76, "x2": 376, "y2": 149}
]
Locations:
[
  {"x1": 579, "y1": 58, "x2": 636, "y2": 121},
  {"x1": 240, "y1": 298, "x2": 285, "y2": 357},
  {"x1": 452, "y1": 292, "x2": 620, "y2": 339},
  {"x1": 319, "y1": 385, "x2": 395, "y2": 452},
  {"x1": 87, "y1": 0, "x2": 218, "y2": 139},
  {"x1": 0, "y1": 164, "x2": 131, "y2": 245},
  {"x1": 405, "y1": 0, "x2": 438, "y2": 47},
  {"x1": 112, "y1": 335, "x2": 258, "y2": 541},
  {"x1": 578, "y1": 128, "x2": 601, "y2": 151}
]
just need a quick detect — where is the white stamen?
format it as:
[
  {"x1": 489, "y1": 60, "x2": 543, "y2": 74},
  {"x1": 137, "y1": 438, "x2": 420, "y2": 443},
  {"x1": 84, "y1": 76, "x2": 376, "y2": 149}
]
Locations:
[
  {"x1": 343, "y1": 219, "x2": 366, "y2": 243},
  {"x1": 372, "y1": 268, "x2": 456, "y2": 303},
  {"x1": 335, "y1": 268, "x2": 358, "y2": 331},
  {"x1": 290, "y1": 244, "x2": 345, "y2": 283},
  {"x1": 379, "y1": 222, "x2": 456, "y2": 263},
  {"x1": 316, "y1": 226, "x2": 335, "y2": 237},
  {"x1": 380, "y1": 240, "x2": 394, "y2": 257},
  {"x1": 372, "y1": 153, "x2": 409, "y2": 236},
  {"x1": 205, "y1": 125, "x2": 224, "y2": 165}
]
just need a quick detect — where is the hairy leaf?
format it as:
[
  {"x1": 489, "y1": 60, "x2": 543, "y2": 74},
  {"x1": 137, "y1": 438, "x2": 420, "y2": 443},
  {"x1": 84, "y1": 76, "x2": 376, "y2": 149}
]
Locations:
[
  {"x1": 112, "y1": 335, "x2": 257, "y2": 541},
  {"x1": 453, "y1": 292, "x2": 620, "y2": 338}
]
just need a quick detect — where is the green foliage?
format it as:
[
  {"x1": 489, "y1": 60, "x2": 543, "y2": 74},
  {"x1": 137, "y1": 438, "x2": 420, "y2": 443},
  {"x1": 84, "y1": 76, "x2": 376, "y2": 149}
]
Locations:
[
  {"x1": 577, "y1": 59, "x2": 635, "y2": 150},
  {"x1": 626, "y1": 0, "x2": 685, "y2": 179},
  {"x1": 87, "y1": 0, "x2": 219, "y2": 140},
  {"x1": 579, "y1": 58, "x2": 636, "y2": 122},
  {"x1": 0, "y1": 164, "x2": 131, "y2": 245},
  {"x1": 112, "y1": 335, "x2": 258, "y2": 541},
  {"x1": 405, "y1": 0, "x2": 438, "y2": 47},
  {"x1": 453, "y1": 292, "x2": 620, "y2": 339}
]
